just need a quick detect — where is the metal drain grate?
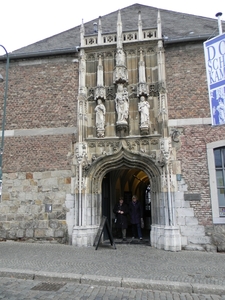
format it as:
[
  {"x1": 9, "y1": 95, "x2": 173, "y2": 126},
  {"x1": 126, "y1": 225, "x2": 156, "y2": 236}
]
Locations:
[{"x1": 31, "y1": 282, "x2": 66, "y2": 291}]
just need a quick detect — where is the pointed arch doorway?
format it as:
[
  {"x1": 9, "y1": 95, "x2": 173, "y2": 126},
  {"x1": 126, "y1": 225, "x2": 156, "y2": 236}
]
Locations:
[
  {"x1": 102, "y1": 167, "x2": 151, "y2": 241},
  {"x1": 72, "y1": 148, "x2": 181, "y2": 250}
]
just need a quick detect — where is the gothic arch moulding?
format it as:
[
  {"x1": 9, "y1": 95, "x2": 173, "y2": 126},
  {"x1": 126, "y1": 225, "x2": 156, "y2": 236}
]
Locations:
[{"x1": 86, "y1": 146, "x2": 161, "y2": 194}]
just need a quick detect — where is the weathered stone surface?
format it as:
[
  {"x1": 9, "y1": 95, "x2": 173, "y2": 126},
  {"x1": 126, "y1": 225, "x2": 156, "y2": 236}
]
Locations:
[
  {"x1": 26, "y1": 173, "x2": 33, "y2": 179},
  {"x1": 25, "y1": 229, "x2": 34, "y2": 238},
  {"x1": 176, "y1": 208, "x2": 194, "y2": 217},
  {"x1": 204, "y1": 225, "x2": 225, "y2": 251},
  {"x1": 0, "y1": 170, "x2": 71, "y2": 242},
  {"x1": 38, "y1": 221, "x2": 48, "y2": 229},
  {"x1": 0, "y1": 215, "x2": 7, "y2": 222},
  {"x1": 185, "y1": 216, "x2": 198, "y2": 226},
  {"x1": 8, "y1": 230, "x2": 17, "y2": 239},
  {"x1": 184, "y1": 244, "x2": 205, "y2": 251},
  {"x1": 20, "y1": 221, "x2": 39, "y2": 229},
  {"x1": 17, "y1": 229, "x2": 24, "y2": 238},
  {"x1": 188, "y1": 236, "x2": 211, "y2": 245},
  {"x1": 212, "y1": 232, "x2": 225, "y2": 252},
  {"x1": 54, "y1": 230, "x2": 64, "y2": 238},
  {"x1": 2, "y1": 222, "x2": 10, "y2": 230},
  {"x1": 205, "y1": 244, "x2": 217, "y2": 252},
  {"x1": 49, "y1": 220, "x2": 59, "y2": 229},
  {"x1": 180, "y1": 225, "x2": 205, "y2": 236},
  {"x1": 34, "y1": 229, "x2": 46, "y2": 238},
  {"x1": 217, "y1": 243, "x2": 225, "y2": 252},
  {"x1": 0, "y1": 230, "x2": 6, "y2": 238}
]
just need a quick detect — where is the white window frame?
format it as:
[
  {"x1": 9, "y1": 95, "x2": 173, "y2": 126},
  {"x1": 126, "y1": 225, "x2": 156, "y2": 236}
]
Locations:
[{"x1": 207, "y1": 140, "x2": 225, "y2": 224}]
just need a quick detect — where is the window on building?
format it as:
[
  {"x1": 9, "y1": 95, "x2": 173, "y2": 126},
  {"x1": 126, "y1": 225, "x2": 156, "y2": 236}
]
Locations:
[
  {"x1": 214, "y1": 147, "x2": 225, "y2": 217},
  {"x1": 207, "y1": 141, "x2": 225, "y2": 223}
]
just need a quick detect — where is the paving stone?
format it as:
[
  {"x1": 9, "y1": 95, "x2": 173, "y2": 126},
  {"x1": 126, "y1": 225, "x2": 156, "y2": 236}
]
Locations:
[{"x1": 0, "y1": 241, "x2": 224, "y2": 296}]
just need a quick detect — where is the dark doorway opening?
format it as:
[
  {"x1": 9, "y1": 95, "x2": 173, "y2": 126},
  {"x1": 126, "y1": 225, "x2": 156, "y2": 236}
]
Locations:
[{"x1": 101, "y1": 167, "x2": 151, "y2": 242}]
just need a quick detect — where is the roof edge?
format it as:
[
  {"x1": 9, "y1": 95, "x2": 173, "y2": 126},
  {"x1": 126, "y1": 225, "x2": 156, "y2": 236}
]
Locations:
[
  {"x1": 0, "y1": 47, "x2": 79, "y2": 61},
  {"x1": 164, "y1": 34, "x2": 216, "y2": 44},
  {"x1": 0, "y1": 34, "x2": 219, "y2": 61}
]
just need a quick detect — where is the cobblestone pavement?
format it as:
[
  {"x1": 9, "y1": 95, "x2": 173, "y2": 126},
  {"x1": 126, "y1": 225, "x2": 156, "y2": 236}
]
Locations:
[
  {"x1": 0, "y1": 277, "x2": 225, "y2": 300},
  {"x1": 0, "y1": 240, "x2": 225, "y2": 296}
]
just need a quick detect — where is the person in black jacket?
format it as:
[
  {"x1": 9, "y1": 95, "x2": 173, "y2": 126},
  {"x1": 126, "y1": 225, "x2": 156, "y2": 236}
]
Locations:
[
  {"x1": 113, "y1": 197, "x2": 128, "y2": 241},
  {"x1": 129, "y1": 195, "x2": 143, "y2": 240}
]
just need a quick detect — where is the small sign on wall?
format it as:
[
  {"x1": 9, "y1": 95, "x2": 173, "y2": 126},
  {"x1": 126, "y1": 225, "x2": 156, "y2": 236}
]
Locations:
[{"x1": 45, "y1": 204, "x2": 52, "y2": 213}]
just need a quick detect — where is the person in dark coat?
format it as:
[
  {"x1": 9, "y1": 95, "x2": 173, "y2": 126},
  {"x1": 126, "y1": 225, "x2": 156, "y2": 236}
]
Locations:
[
  {"x1": 129, "y1": 195, "x2": 143, "y2": 240},
  {"x1": 113, "y1": 197, "x2": 128, "y2": 241}
]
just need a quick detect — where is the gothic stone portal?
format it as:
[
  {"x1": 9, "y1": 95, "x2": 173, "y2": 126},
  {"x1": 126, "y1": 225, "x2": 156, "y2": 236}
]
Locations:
[{"x1": 72, "y1": 149, "x2": 182, "y2": 251}]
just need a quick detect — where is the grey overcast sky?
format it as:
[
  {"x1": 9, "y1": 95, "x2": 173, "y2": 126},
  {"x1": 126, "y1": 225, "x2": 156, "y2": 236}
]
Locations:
[{"x1": 0, "y1": 0, "x2": 224, "y2": 55}]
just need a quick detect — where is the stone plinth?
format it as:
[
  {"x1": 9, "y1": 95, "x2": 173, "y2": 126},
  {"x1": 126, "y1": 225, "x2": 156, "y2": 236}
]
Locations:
[
  {"x1": 151, "y1": 224, "x2": 181, "y2": 251},
  {"x1": 72, "y1": 225, "x2": 99, "y2": 247}
]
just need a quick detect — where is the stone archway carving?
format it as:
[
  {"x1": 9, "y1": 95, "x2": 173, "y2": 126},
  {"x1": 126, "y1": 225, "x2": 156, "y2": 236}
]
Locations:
[
  {"x1": 87, "y1": 146, "x2": 161, "y2": 195},
  {"x1": 84, "y1": 146, "x2": 162, "y2": 234}
]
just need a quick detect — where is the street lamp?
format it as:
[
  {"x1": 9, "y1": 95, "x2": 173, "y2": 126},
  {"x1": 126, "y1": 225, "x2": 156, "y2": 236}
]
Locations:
[{"x1": 0, "y1": 45, "x2": 9, "y2": 183}]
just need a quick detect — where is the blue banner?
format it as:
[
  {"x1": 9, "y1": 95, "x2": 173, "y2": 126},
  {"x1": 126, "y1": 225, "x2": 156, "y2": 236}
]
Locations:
[{"x1": 204, "y1": 33, "x2": 225, "y2": 125}]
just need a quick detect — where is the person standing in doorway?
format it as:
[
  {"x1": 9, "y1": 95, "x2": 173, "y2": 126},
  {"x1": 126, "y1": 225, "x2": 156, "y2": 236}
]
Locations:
[
  {"x1": 129, "y1": 195, "x2": 143, "y2": 240},
  {"x1": 113, "y1": 197, "x2": 128, "y2": 241}
]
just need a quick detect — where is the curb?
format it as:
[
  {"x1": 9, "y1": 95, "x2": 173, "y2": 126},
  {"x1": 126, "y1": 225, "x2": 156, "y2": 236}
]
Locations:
[{"x1": 0, "y1": 268, "x2": 224, "y2": 296}]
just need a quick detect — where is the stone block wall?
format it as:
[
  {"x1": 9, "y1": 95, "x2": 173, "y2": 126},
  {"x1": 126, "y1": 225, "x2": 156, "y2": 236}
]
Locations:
[
  {"x1": 0, "y1": 170, "x2": 72, "y2": 242},
  {"x1": 174, "y1": 189, "x2": 213, "y2": 251}
]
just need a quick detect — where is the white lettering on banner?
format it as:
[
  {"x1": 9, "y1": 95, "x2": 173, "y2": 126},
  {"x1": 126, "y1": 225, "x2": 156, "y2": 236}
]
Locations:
[{"x1": 206, "y1": 38, "x2": 225, "y2": 85}]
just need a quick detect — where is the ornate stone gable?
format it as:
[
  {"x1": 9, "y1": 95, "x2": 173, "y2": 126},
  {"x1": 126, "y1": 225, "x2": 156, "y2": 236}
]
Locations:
[
  {"x1": 74, "y1": 9, "x2": 172, "y2": 189},
  {"x1": 73, "y1": 9, "x2": 171, "y2": 198}
]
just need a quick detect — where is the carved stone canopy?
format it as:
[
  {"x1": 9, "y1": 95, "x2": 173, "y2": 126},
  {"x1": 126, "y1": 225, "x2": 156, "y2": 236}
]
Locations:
[
  {"x1": 137, "y1": 82, "x2": 149, "y2": 96},
  {"x1": 113, "y1": 66, "x2": 128, "y2": 84},
  {"x1": 95, "y1": 86, "x2": 106, "y2": 100}
]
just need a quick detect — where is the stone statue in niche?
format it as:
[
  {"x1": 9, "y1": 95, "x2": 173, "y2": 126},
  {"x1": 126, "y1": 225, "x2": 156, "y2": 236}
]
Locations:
[
  {"x1": 115, "y1": 84, "x2": 129, "y2": 123},
  {"x1": 138, "y1": 95, "x2": 150, "y2": 127},
  {"x1": 95, "y1": 99, "x2": 106, "y2": 132},
  {"x1": 116, "y1": 48, "x2": 125, "y2": 65}
]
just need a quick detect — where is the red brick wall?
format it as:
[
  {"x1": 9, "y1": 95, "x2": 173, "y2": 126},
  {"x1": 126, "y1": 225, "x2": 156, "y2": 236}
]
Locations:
[
  {"x1": 165, "y1": 41, "x2": 221, "y2": 226},
  {"x1": 0, "y1": 54, "x2": 78, "y2": 173},
  {"x1": 4, "y1": 135, "x2": 73, "y2": 172},
  {"x1": 0, "y1": 54, "x2": 78, "y2": 130},
  {"x1": 165, "y1": 42, "x2": 211, "y2": 119}
]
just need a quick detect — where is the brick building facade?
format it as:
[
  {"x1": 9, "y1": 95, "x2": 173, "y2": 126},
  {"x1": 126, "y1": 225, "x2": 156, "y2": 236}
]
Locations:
[
  {"x1": 0, "y1": 54, "x2": 78, "y2": 242},
  {"x1": 0, "y1": 4, "x2": 225, "y2": 251}
]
